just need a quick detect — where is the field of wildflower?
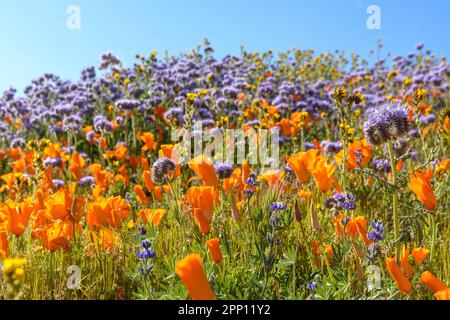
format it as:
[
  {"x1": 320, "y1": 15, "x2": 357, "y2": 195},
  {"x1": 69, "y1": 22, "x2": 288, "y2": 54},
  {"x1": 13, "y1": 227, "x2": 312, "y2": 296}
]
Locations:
[{"x1": 0, "y1": 41, "x2": 449, "y2": 300}]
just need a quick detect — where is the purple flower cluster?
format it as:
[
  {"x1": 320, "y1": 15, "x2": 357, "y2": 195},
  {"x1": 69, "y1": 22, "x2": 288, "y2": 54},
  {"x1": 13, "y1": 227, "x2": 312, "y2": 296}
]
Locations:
[
  {"x1": 367, "y1": 220, "x2": 386, "y2": 242},
  {"x1": 321, "y1": 140, "x2": 343, "y2": 154},
  {"x1": 325, "y1": 192, "x2": 357, "y2": 211},
  {"x1": 363, "y1": 103, "x2": 409, "y2": 146},
  {"x1": 214, "y1": 162, "x2": 233, "y2": 179},
  {"x1": 136, "y1": 239, "x2": 156, "y2": 275},
  {"x1": 269, "y1": 202, "x2": 287, "y2": 212},
  {"x1": 151, "y1": 157, "x2": 176, "y2": 184}
]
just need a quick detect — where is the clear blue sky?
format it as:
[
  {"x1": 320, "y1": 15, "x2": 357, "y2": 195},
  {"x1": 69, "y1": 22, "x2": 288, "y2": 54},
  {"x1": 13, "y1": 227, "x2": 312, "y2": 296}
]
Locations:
[{"x1": 1, "y1": 0, "x2": 449, "y2": 92}]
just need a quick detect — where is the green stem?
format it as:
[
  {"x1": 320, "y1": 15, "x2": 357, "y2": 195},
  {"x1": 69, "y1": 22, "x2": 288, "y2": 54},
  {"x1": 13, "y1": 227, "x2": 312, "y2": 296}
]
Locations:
[{"x1": 387, "y1": 140, "x2": 400, "y2": 257}]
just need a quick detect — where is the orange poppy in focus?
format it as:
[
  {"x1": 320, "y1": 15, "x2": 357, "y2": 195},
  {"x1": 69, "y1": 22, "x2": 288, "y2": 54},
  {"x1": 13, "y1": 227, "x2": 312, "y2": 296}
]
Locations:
[
  {"x1": 186, "y1": 186, "x2": 218, "y2": 221},
  {"x1": 43, "y1": 189, "x2": 84, "y2": 223},
  {"x1": 69, "y1": 151, "x2": 86, "y2": 181},
  {"x1": 286, "y1": 149, "x2": 318, "y2": 183},
  {"x1": 386, "y1": 257, "x2": 412, "y2": 294},
  {"x1": 188, "y1": 156, "x2": 219, "y2": 188},
  {"x1": 206, "y1": 238, "x2": 223, "y2": 264},
  {"x1": 36, "y1": 220, "x2": 77, "y2": 251},
  {"x1": 311, "y1": 159, "x2": 335, "y2": 193},
  {"x1": 408, "y1": 168, "x2": 437, "y2": 211},
  {"x1": 435, "y1": 288, "x2": 450, "y2": 300},
  {"x1": 420, "y1": 271, "x2": 449, "y2": 293},
  {"x1": 175, "y1": 253, "x2": 216, "y2": 300}
]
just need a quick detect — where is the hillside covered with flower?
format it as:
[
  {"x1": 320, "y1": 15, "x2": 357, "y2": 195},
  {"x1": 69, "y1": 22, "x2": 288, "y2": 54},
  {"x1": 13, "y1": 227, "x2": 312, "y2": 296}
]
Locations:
[{"x1": 0, "y1": 41, "x2": 449, "y2": 300}]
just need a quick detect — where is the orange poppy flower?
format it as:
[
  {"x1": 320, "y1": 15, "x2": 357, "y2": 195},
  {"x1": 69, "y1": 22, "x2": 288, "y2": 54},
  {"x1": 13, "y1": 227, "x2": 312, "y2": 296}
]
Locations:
[
  {"x1": 86, "y1": 196, "x2": 130, "y2": 230},
  {"x1": 1, "y1": 172, "x2": 17, "y2": 199},
  {"x1": 175, "y1": 253, "x2": 216, "y2": 300},
  {"x1": 258, "y1": 170, "x2": 284, "y2": 188},
  {"x1": 193, "y1": 208, "x2": 212, "y2": 234},
  {"x1": 113, "y1": 165, "x2": 130, "y2": 185},
  {"x1": 276, "y1": 118, "x2": 294, "y2": 136},
  {"x1": 88, "y1": 227, "x2": 119, "y2": 251},
  {"x1": 443, "y1": 116, "x2": 450, "y2": 132},
  {"x1": 411, "y1": 247, "x2": 429, "y2": 265},
  {"x1": 11, "y1": 159, "x2": 26, "y2": 173},
  {"x1": 0, "y1": 225, "x2": 8, "y2": 258},
  {"x1": 7, "y1": 147, "x2": 22, "y2": 160},
  {"x1": 43, "y1": 189, "x2": 84, "y2": 222},
  {"x1": 334, "y1": 215, "x2": 371, "y2": 245},
  {"x1": 105, "y1": 196, "x2": 131, "y2": 229},
  {"x1": 420, "y1": 271, "x2": 449, "y2": 293},
  {"x1": 90, "y1": 163, "x2": 112, "y2": 190},
  {"x1": 311, "y1": 240, "x2": 333, "y2": 266},
  {"x1": 286, "y1": 149, "x2": 318, "y2": 183},
  {"x1": 134, "y1": 184, "x2": 150, "y2": 205},
  {"x1": 206, "y1": 238, "x2": 223, "y2": 264},
  {"x1": 0, "y1": 199, "x2": 34, "y2": 236},
  {"x1": 222, "y1": 175, "x2": 239, "y2": 194},
  {"x1": 113, "y1": 143, "x2": 128, "y2": 161},
  {"x1": 140, "y1": 132, "x2": 157, "y2": 153},
  {"x1": 311, "y1": 158, "x2": 335, "y2": 193},
  {"x1": 186, "y1": 186, "x2": 218, "y2": 221},
  {"x1": 242, "y1": 160, "x2": 251, "y2": 183},
  {"x1": 435, "y1": 288, "x2": 450, "y2": 300},
  {"x1": 188, "y1": 156, "x2": 219, "y2": 188},
  {"x1": 142, "y1": 170, "x2": 169, "y2": 202},
  {"x1": 408, "y1": 168, "x2": 437, "y2": 211},
  {"x1": 435, "y1": 159, "x2": 450, "y2": 174},
  {"x1": 335, "y1": 139, "x2": 373, "y2": 170},
  {"x1": 86, "y1": 198, "x2": 109, "y2": 230},
  {"x1": 37, "y1": 220, "x2": 76, "y2": 251},
  {"x1": 137, "y1": 209, "x2": 166, "y2": 226},
  {"x1": 386, "y1": 257, "x2": 412, "y2": 293},
  {"x1": 69, "y1": 151, "x2": 86, "y2": 181},
  {"x1": 400, "y1": 246, "x2": 415, "y2": 278},
  {"x1": 142, "y1": 170, "x2": 155, "y2": 192}
]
